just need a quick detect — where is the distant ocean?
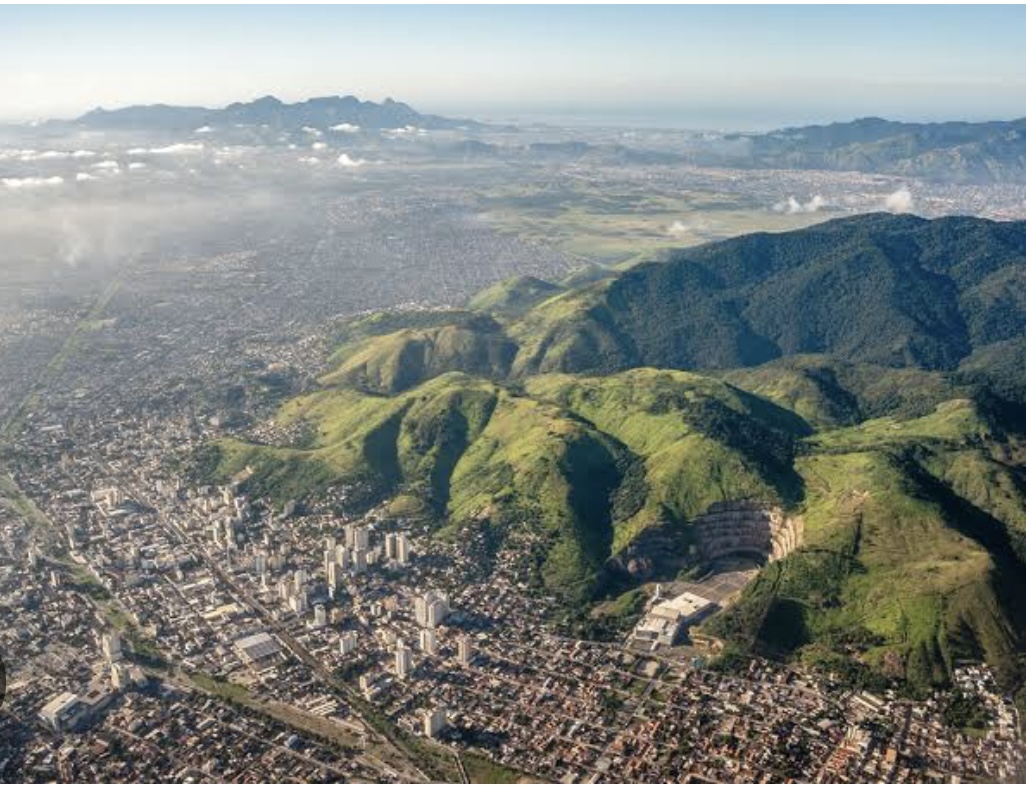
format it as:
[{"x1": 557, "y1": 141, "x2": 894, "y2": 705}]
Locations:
[
  {"x1": 436, "y1": 104, "x2": 836, "y2": 133},
  {"x1": 435, "y1": 104, "x2": 1016, "y2": 134}
]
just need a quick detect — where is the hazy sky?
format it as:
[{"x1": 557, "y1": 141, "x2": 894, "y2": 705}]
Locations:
[{"x1": 3, "y1": 5, "x2": 1026, "y2": 129}]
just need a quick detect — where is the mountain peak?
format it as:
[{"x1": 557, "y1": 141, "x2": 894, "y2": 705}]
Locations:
[{"x1": 66, "y1": 92, "x2": 484, "y2": 132}]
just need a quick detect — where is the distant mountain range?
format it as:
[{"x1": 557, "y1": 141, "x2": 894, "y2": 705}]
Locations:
[
  {"x1": 44, "y1": 97, "x2": 1026, "y2": 182},
  {"x1": 202, "y1": 214, "x2": 1026, "y2": 694},
  {"x1": 60, "y1": 94, "x2": 487, "y2": 132},
  {"x1": 714, "y1": 115, "x2": 1026, "y2": 183},
  {"x1": 438, "y1": 113, "x2": 1026, "y2": 182}
]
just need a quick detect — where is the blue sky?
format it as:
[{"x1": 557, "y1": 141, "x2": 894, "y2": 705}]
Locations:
[{"x1": 2, "y1": 5, "x2": 1026, "y2": 129}]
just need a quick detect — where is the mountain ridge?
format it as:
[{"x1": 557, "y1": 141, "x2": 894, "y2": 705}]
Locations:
[
  {"x1": 717, "y1": 116, "x2": 1026, "y2": 183},
  {"x1": 61, "y1": 93, "x2": 488, "y2": 132},
  {"x1": 508, "y1": 213, "x2": 1026, "y2": 385},
  {"x1": 196, "y1": 213, "x2": 1026, "y2": 693}
]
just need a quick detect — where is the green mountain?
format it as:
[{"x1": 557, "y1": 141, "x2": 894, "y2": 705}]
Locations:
[
  {"x1": 466, "y1": 275, "x2": 564, "y2": 316},
  {"x1": 711, "y1": 116, "x2": 1026, "y2": 184},
  {"x1": 201, "y1": 214, "x2": 1026, "y2": 693},
  {"x1": 323, "y1": 313, "x2": 516, "y2": 394},
  {"x1": 508, "y1": 214, "x2": 1026, "y2": 389}
]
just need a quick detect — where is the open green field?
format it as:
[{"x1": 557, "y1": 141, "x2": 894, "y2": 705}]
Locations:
[{"x1": 479, "y1": 183, "x2": 827, "y2": 267}]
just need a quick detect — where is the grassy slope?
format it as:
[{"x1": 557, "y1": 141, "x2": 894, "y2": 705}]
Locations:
[
  {"x1": 719, "y1": 355, "x2": 966, "y2": 429},
  {"x1": 466, "y1": 274, "x2": 564, "y2": 316},
  {"x1": 445, "y1": 390, "x2": 623, "y2": 602},
  {"x1": 213, "y1": 367, "x2": 809, "y2": 602},
  {"x1": 525, "y1": 368, "x2": 805, "y2": 553},
  {"x1": 707, "y1": 399, "x2": 1025, "y2": 691},
  {"x1": 322, "y1": 319, "x2": 517, "y2": 395},
  {"x1": 216, "y1": 373, "x2": 624, "y2": 603},
  {"x1": 208, "y1": 300, "x2": 1026, "y2": 689}
]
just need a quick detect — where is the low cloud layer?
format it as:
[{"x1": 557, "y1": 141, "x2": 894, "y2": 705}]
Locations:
[{"x1": 1, "y1": 148, "x2": 97, "y2": 162}]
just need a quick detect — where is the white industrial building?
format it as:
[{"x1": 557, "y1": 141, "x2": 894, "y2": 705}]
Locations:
[
  {"x1": 39, "y1": 692, "x2": 89, "y2": 733},
  {"x1": 632, "y1": 590, "x2": 717, "y2": 649},
  {"x1": 234, "y1": 632, "x2": 283, "y2": 669}
]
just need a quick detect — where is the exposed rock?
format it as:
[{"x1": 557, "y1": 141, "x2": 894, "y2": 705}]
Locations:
[{"x1": 693, "y1": 500, "x2": 803, "y2": 563}]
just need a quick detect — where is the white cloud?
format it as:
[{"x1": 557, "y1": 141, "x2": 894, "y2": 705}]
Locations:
[
  {"x1": 301, "y1": 126, "x2": 323, "y2": 137},
  {"x1": 337, "y1": 153, "x2": 366, "y2": 168},
  {"x1": 773, "y1": 194, "x2": 827, "y2": 214},
  {"x1": 8, "y1": 149, "x2": 93, "y2": 161},
  {"x1": 298, "y1": 156, "x2": 321, "y2": 165},
  {"x1": 215, "y1": 146, "x2": 252, "y2": 159},
  {"x1": 667, "y1": 221, "x2": 690, "y2": 238},
  {"x1": 75, "y1": 172, "x2": 97, "y2": 182},
  {"x1": 127, "y1": 162, "x2": 147, "y2": 170},
  {"x1": 127, "y1": 142, "x2": 204, "y2": 155},
  {"x1": 2, "y1": 175, "x2": 64, "y2": 189},
  {"x1": 330, "y1": 123, "x2": 360, "y2": 133},
  {"x1": 19, "y1": 150, "x2": 70, "y2": 161},
  {"x1": 91, "y1": 160, "x2": 121, "y2": 172},
  {"x1": 384, "y1": 125, "x2": 425, "y2": 137},
  {"x1": 151, "y1": 142, "x2": 204, "y2": 155},
  {"x1": 884, "y1": 187, "x2": 913, "y2": 214},
  {"x1": 311, "y1": 141, "x2": 327, "y2": 151},
  {"x1": 194, "y1": 125, "x2": 214, "y2": 134}
]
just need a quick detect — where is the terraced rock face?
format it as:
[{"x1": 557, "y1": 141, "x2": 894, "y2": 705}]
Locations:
[{"x1": 693, "y1": 500, "x2": 804, "y2": 564}]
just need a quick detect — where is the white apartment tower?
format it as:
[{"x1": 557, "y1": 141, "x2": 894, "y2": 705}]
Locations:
[
  {"x1": 101, "y1": 632, "x2": 123, "y2": 663},
  {"x1": 395, "y1": 639, "x2": 413, "y2": 679},
  {"x1": 419, "y1": 628, "x2": 438, "y2": 656},
  {"x1": 339, "y1": 631, "x2": 358, "y2": 655},
  {"x1": 395, "y1": 534, "x2": 410, "y2": 566},
  {"x1": 414, "y1": 590, "x2": 449, "y2": 628},
  {"x1": 423, "y1": 707, "x2": 449, "y2": 738},
  {"x1": 457, "y1": 634, "x2": 473, "y2": 666}
]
